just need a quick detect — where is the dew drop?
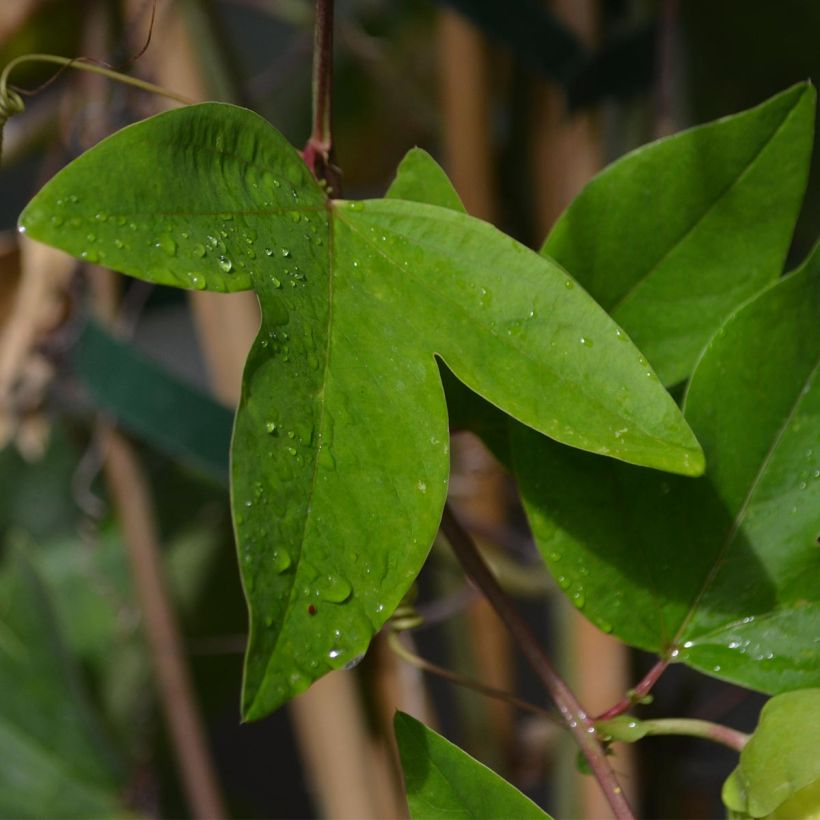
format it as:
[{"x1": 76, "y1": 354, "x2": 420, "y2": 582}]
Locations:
[
  {"x1": 564, "y1": 279, "x2": 574, "y2": 289},
  {"x1": 557, "y1": 575, "x2": 571, "y2": 590},
  {"x1": 187, "y1": 271, "x2": 206, "y2": 290},
  {"x1": 281, "y1": 248, "x2": 291, "y2": 258},
  {"x1": 271, "y1": 275, "x2": 281, "y2": 288},
  {"x1": 50, "y1": 216, "x2": 64, "y2": 227},
  {"x1": 347, "y1": 201, "x2": 364, "y2": 212},
  {"x1": 572, "y1": 591, "x2": 586, "y2": 609},
  {"x1": 265, "y1": 421, "x2": 277, "y2": 434},
  {"x1": 272, "y1": 549, "x2": 292, "y2": 574},
  {"x1": 580, "y1": 336, "x2": 593, "y2": 347},
  {"x1": 217, "y1": 255, "x2": 233, "y2": 273},
  {"x1": 318, "y1": 575, "x2": 353, "y2": 603},
  {"x1": 192, "y1": 243, "x2": 206, "y2": 258},
  {"x1": 157, "y1": 235, "x2": 177, "y2": 256},
  {"x1": 81, "y1": 249, "x2": 99, "y2": 263},
  {"x1": 343, "y1": 653, "x2": 365, "y2": 671}
]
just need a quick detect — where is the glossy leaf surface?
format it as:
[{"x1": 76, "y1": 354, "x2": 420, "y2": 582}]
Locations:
[
  {"x1": 395, "y1": 712, "x2": 551, "y2": 819},
  {"x1": 518, "y1": 249, "x2": 820, "y2": 692},
  {"x1": 542, "y1": 83, "x2": 815, "y2": 386},
  {"x1": 0, "y1": 550, "x2": 123, "y2": 818},
  {"x1": 722, "y1": 689, "x2": 820, "y2": 818},
  {"x1": 21, "y1": 104, "x2": 702, "y2": 717}
]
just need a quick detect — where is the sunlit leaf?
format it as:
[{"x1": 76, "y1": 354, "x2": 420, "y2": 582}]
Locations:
[{"x1": 21, "y1": 104, "x2": 702, "y2": 717}]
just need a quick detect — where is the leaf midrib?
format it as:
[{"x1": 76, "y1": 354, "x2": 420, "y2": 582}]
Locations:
[
  {"x1": 674, "y1": 357, "x2": 819, "y2": 646},
  {"x1": 608, "y1": 91, "x2": 805, "y2": 316}
]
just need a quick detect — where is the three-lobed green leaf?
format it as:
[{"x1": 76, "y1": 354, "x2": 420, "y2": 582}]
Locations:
[
  {"x1": 394, "y1": 711, "x2": 551, "y2": 819},
  {"x1": 20, "y1": 103, "x2": 702, "y2": 717}
]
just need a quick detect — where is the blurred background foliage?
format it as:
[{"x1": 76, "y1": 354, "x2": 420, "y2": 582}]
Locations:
[{"x1": 0, "y1": 1, "x2": 817, "y2": 818}]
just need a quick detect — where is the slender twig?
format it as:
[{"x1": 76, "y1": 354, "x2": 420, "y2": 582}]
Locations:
[
  {"x1": 595, "y1": 657, "x2": 669, "y2": 721},
  {"x1": 302, "y1": 0, "x2": 341, "y2": 193},
  {"x1": 388, "y1": 630, "x2": 559, "y2": 724},
  {"x1": 440, "y1": 504, "x2": 635, "y2": 819}
]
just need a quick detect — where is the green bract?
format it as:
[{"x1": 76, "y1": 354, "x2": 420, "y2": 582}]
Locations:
[
  {"x1": 394, "y1": 712, "x2": 551, "y2": 819},
  {"x1": 723, "y1": 690, "x2": 820, "y2": 819},
  {"x1": 20, "y1": 103, "x2": 704, "y2": 717}
]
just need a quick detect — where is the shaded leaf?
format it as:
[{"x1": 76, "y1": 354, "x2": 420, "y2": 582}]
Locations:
[
  {"x1": 20, "y1": 104, "x2": 702, "y2": 718},
  {"x1": 0, "y1": 548, "x2": 124, "y2": 818},
  {"x1": 517, "y1": 247, "x2": 820, "y2": 692},
  {"x1": 394, "y1": 711, "x2": 551, "y2": 819},
  {"x1": 722, "y1": 690, "x2": 820, "y2": 818},
  {"x1": 542, "y1": 83, "x2": 815, "y2": 387}
]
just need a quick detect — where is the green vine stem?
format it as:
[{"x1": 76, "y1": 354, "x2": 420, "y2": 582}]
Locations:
[
  {"x1": 0, "y1": 53, "x2": 192, "y2": 160},
  {"x1": 596, "y1": 714, "x2": 750, "y2": 753},
  {"x1": 440, "y1": 504, "x2": 636, "y2": 820}
]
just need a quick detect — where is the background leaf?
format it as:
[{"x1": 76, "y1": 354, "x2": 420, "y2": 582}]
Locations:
[
  {"x1": 722, "y1": 690, "x2": 820, "y2": 818},
  {"x1": 72, "y1": 319, "x2": 234, "y2": 483},
  {"x1": 394, "y1": 711, "x2": 551, "y2": 819},
  {"x1": 0, "y1": 548, "x2": 125, "y2": 819},
  {"x1": 517, "y1": 248, "x2": 820, "y2": 692},
  {"x1": 542, "y1": 82, "x2": 815, "y2": 387}
]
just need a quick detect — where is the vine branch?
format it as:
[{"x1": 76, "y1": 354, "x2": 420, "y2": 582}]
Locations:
[{"x1": 440, "y1": 504, "x2": 635, "y2": 819}]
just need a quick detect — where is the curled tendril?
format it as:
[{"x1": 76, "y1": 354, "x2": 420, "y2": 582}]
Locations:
[
  {"x1": 0, "y1": 52, "x2": 192, "y2": 165},
  {"x1": 0, "y1": 87, "x2": 25, "y2": 162}
]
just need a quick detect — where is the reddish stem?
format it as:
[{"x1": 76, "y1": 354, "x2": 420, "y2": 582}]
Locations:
[
  {"x1": 595, "y1": 657, "x2": 670, "y2": 721},
  {"x1": 302, "y1": 0, "x2": 341, "y2": 194}
]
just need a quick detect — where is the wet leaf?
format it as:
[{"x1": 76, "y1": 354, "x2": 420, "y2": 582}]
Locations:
[
  {"x1": 394, "y1": 711, "x2": 551, "y2": 819},
  {"x1": 20, "y1": 105, "x2": 702, "y2": 717}
]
